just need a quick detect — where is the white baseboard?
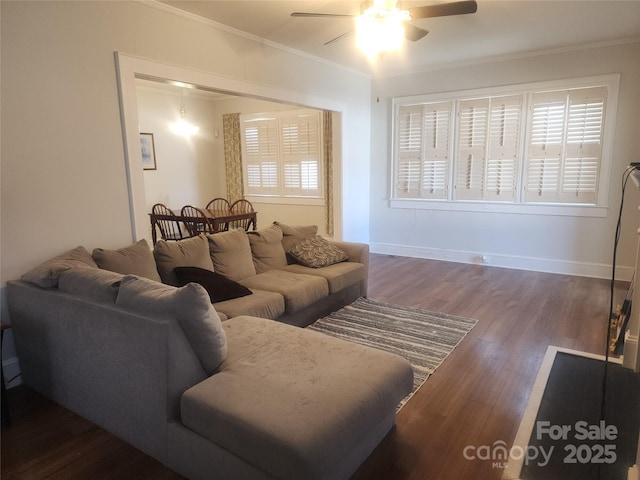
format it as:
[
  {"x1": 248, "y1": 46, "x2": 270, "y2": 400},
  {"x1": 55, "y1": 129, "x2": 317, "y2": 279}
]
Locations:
[
  {"x1": 369, "y1": 242, "x2": 633, "y2": 281},
  {"x1": 2, "y1": 356, "x2": 22, "y2": 388}
]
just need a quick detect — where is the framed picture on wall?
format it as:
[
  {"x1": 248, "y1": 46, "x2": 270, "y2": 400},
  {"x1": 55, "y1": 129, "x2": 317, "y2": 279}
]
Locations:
[{"x1": 140, "y1": 132, "x2": 157, "y2": 170}]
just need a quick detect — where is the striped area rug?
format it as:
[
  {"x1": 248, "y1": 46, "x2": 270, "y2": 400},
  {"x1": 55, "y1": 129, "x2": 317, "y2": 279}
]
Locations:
[{"x1": 307, "y1": 297, "x2": 478, "y2": 408}]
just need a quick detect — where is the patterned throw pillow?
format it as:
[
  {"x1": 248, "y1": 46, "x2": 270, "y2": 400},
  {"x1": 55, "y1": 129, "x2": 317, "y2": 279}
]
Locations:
[{"x1": 287, "y1": 236, "x2": 349, "y2": 268}]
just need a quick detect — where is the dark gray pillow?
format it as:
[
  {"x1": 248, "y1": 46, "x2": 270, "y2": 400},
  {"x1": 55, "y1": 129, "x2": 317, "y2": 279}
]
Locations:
[{"x1": 174, "y1": 266, "x2": 253, "y2": 303}]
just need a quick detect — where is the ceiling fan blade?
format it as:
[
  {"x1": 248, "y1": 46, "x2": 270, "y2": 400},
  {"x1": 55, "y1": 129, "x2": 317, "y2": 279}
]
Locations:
[
  {"x1": 409, "y1": 0, "x2": 477, "y2": 19},
  {"x1": 404, "y1": 23, "x2": 429, "y2": 42},
  {"x1": 324, "y1": 30, "x2": 354, "y2": 46},
  {"x1": 291, "y1": 12, "x2": 354, "y2": 18}
]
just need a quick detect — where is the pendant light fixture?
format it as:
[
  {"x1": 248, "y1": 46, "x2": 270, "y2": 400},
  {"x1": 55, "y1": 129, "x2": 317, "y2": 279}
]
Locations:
[{"x1": 170, "y1": 87, "x2": 200, "y2": 137}]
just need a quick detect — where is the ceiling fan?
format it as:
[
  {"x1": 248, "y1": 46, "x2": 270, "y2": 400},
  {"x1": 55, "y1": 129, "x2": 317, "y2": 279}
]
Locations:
[{"x1": 291, "y1": 0, "x2": 478, "y2": 48}]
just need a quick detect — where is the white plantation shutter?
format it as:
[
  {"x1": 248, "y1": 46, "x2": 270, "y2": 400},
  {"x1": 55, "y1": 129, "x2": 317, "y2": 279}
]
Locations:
[
  {"x1": 395, "y1": 102, "x2": 450, "y2": 199},
  {"x1": 525, "y1": 86, "x2": 606, "y2": 204},
  {"x1": 241, "y1": 119, "x2": 279, "y2": 195},
  {"x1": 561, "y1": 87, "x2": 605, "y2": 202},
  {"x1": 396, "y1": 106, "x2": 422, "y2": 197},
  {"x1": 455, "y1": 96, "x2": 522, "y2": 201},
  {"x1": 525, "y1": 91, "x2": 566, "y2": 202},
  {"x1": 422, "y1": 103, "x2": 450, "y2": 198},
  {"x1": 456, "y1": 99, "x2": 489, "y2": 200},
  {"x1": 241, "y1": 109, "x2": 323, "y2": 198},
  {"x1": 280, "y1": 112, "x2": 321, "y2": 196},
  {"x1": 485, "y1": 95, "x2": 522, "y2": 201}
]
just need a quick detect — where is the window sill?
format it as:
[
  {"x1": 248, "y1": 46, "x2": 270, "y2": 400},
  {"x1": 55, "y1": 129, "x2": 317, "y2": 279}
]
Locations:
[
  {"x1": 246, "y1": 195, "x2": 325, "y2": 207},
  {"x1": 389, "y1": 199, "x2": 608, "y2": 217}
]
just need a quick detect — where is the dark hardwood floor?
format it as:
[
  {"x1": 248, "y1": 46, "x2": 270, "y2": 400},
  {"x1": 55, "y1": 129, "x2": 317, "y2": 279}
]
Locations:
[{"x1": 1, "y1": 254, "x2": 625, "y2": 480}]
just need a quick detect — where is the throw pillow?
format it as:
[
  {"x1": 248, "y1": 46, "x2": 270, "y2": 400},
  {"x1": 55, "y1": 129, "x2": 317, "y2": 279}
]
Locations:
[
  {"x1": 247, "y1": 224, "x2": 287, "y2": 274},
  {"x1": 92, "y1": 239, "x2": 161, "y2": 282},
  {"x1": 116, "y1": 275, "x2": 227, "y2": 375},
  {"x1": 174, "y1": 266, "x2": 253, "y2": 303},
  {"x1": 154, "y1": 234, "x2": 215, "y2": 286},
  {"x1": 287, "y1": 235, "x2": 349, "y2": 268},
  {"x1": 21, "y1": 246, "x2": 98, "y2": 288},
  {"x1": 206, "y1": 229, "x2": 256, "y2": 281},
  {"x1": 274, "y1": 221, "x2": 318, "y2": 251},
  {"x1": 58, "y1": 267, "x2": 123, "y2": 303}
]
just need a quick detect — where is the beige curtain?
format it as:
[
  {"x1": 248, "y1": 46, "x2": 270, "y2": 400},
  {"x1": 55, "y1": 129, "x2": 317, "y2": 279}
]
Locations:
[
  {"x1": 323, "y1": 110, "x2": 334, "y2": 237},
  {"x1": 222, "y1": 113, "x2": 244, "y2": 203}
]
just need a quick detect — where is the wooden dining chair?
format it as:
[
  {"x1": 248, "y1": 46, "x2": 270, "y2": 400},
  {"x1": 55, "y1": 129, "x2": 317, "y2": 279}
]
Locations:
[
  {"x1": 229, "y1": 199, "x2": 255, "y2": 231},
  {"x1": 181, "y1": 205, "x2": 214, "y2": 237},
  {"x1": 151, "y1": 203, "x2": 186, "y2": 243},
  {"x1": 205, "y1": 197, "x2": 232, "y2": 232},
  {"x1": 205, "y1": 197, "x2": 231, "y2": 214}
]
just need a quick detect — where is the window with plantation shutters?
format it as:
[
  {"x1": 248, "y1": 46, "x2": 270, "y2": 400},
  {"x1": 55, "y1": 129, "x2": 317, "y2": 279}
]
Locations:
[
  {"x1": 242, "y1": 119, "x2": 279, "y2": 195},
  {"x1": 281, "y1": 113, "x2": 321, "y2": 196},
  {"x1": 396, "y1": 102, "x2": 451, "y2": 199},
  {"x1": 392, "y1": 75, "x2": 617, "y2": 214},
  {"x1": 241, "y1": 109, "x2": 323, "y2": 198},
  {"x1": 525, "y1": 86, "x2": 605, "y2": 204}
]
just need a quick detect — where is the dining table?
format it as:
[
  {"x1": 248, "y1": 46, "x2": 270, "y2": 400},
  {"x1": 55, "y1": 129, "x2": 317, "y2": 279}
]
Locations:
[{"x1": 149, "y1": 208, "x2": 257, "y2": 244}]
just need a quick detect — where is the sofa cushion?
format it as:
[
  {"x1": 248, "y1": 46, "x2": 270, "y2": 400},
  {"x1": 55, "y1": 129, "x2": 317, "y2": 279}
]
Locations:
[
  {"x1": 116, "y1": 275, "x2": 226, "y2": 375},
  {"x1": 174, "y1": 266, "x2": 253, "y2": 303},
  {"x1": 283, "y1": 262, "x2": 365, "y2": 294},
  {"x1": 207, "y1": 229, "x2": 256, "y2": 281},
  {"x1": 274, "y1": 221, "x2": 318, "y2": 252},
  {"x1": 247, "y1": 224, "x2": 287, "y2": 274},
  {"x1": 21, "y1": 246, "x2": 98, "y2": 288},
  {"x1": 212, "y1": 289, "x2": 286, "y2": 320},
  {"x1": 58, "y1": 267, "x2": 123, "y2": 303},
  {"x1": 239, "y1": 270, "x2": 328, "y2": 314},
  {"x1": 287, "y1": 235, "x2": 349, "y2": 268},
  {"x1": 154, "y1": 235, "x2": 214, "y2": 286},
  {"x1": 93, "y1": 239, "x2": 161, "y2": 282},
  {"x1": 181, "y1": 316, "x2": 413, "y2": 480}
]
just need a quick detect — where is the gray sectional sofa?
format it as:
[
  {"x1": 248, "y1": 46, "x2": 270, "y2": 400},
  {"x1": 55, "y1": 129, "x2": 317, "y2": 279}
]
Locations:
[{"x1": 6, "y1": 222, "x2": 414, "y2": 480}]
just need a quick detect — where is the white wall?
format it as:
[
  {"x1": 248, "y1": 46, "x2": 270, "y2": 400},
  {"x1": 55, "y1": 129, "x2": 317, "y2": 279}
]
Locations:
[
  {"x1": 136, "y1": 84, "x2": 226, "y2": 215},
  {"x1": 369, "y1": 42, "x2": 640, "y2": 278}
]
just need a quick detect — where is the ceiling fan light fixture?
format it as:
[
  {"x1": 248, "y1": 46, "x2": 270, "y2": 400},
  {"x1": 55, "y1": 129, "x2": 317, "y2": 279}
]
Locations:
[{"x1": 355, "y1": 7, "x2": 409, "y2": 59}]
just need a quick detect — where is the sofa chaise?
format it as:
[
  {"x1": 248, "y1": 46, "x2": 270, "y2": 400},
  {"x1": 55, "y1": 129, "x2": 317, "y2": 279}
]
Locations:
[{"x1": 6, "y1": 222, "x2": 414, "y2": 479}]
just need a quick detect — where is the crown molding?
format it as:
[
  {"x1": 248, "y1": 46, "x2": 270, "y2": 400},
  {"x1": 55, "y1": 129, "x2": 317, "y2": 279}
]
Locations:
[{"x1": 136, "y1": 0, "x2": 371, "y2": 80}]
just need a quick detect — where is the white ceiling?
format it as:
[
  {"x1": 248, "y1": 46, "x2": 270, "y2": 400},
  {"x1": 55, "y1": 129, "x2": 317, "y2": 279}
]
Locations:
[{"x1": 160, "y1": 0, "x2": 640, "y2": 76}]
